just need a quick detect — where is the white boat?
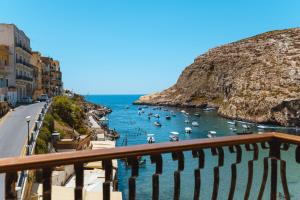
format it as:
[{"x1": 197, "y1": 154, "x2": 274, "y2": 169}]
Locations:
[
  {"x1": 184, "y1": 119, "x2": 190, "y2": 123},
  {"x1": 147, "y1": 134, "x2": 155, "y2": 143},
  {"x1": 207, "y1": 131, "x2": 217, "y2": 138},
  {"x1": 194, "y1": 113, "x2": 201, "y2": 117},
  {"x1": 230, "y1": 127, "x2": 237, "y2": 132},
  {"x1": 169, "y1": 132, "x2": 179, "y2": 142},
  {"x1": 203, "y1": 107, "x2": 216, "y2": 111},
  {"x1": 181, "y1": 110, "x2": 186, "y2": 113},
  {"x1": 154, "y1": 114, "x2": 160, "y2": 118},
  {"x1": 242, "y1": 124, "x2": 250, "y2": 129},
  {"x1": 227, "y1": 121, "x2": 236, "y2": 125},
  {"x1": 154, "y1": 121, "x2": 162, "y2": 127},
  {"x1": 165, "y1": 115, "x2": 171, "y2": 120},
  {"x1": 257, "y1": 125, "x2": 267, "y2": 129},
  {"x1": 192, "y1": 121, "x2": 199, "y2": 127},
  {"x1": 185, "y1": 127, "x2": 192, "y2": 133}
]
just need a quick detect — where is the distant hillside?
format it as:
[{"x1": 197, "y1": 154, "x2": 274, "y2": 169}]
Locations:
[{"x1": 135, "y1": 28, "x2": 300, "y2": 126}]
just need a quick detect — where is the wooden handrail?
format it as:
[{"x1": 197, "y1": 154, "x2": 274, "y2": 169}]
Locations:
[{"x1": 0, "y1": 132, "x2": 288, "y2": 173}]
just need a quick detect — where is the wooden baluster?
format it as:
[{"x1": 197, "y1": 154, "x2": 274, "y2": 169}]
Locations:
[
  {"x1": 192, "y1": 149, "x2": 205, "y2": 200},
  {"x1": 150, "y1": 154, "x2": 163, "y2": 200},
  {"x1": 113, "y1": 168, "x2": 119, "y2": 191},
  {"x1": 228, "y1": 145, "x2": 242, "y2": 200},
  {"x1": 128, "y1": 157, "x2": 139, "y2": 200},
  {"x1": 244, "y1": 143, "x2": 258, "y2": 200},
  {"x1": 269, "y1": 139, "x2": 281, "y2": 200},
  {"x1": 211, "y1": 147, "x2": 224, "y2": 200},
  {"x1": 43, "y1": 167, "x2": 52, "y2": 200},
  {"x1": 5, "y1": 171, "x2": 18, "y2": 199},
  {"x1": 258, "y1": 142, "x2": 270, "y2": 200},
  {"x1": 172, "y1": 151, "x2": 184, "y2": 200},
  {"x1": 74, "y1": 163, "x2": 84, "y2": 200},
  {"x1": 279, "y1": 143, "x2": 290, "y2": 200},
  {"x1": 103, "y1": 159, "x2": 113, "y2": 200}
]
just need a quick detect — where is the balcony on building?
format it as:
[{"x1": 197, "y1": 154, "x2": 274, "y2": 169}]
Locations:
[
  {"x1": 16, "y1": 58, "x2": 34, "y2": 69},
  {"x1": 15, "y1": 42, "x2": 32, "y2": 55},
  {"x1": 16, "y1": 74, "x2": 33, "y2": 82}
]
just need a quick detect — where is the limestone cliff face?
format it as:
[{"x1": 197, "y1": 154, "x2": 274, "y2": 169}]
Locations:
[{"x1": 135, "y1": 28, "x2": 300, "y2": 126}]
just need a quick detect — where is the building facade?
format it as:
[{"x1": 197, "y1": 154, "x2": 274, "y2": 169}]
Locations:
[{"x1": 0, "y1": 24, "x2": 63, "y2": 105}]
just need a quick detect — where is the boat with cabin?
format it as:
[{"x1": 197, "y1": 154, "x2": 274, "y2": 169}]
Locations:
[
  {"x1": 169, "y1": 132, "x2": 179, "y2": 142},
  {"x1": 192, "y1": 121, "x2": 199, "y2": 127},
  {"x1": 147, "y1": 134, "x2": 155, "y2": 143},
  {"x1": 154, "y1": 121, "x2": 162, "y2": 127},
  {"x1": 185, "y1": 127, "x2": 192, "y2": 133}
]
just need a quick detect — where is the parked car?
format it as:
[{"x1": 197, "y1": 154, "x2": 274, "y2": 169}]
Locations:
[
  {"x1": 20, "y1": 97, "x2": 33, "y2": 104},
  {"x1": 39, "y1": 94, "x2": 49, "y2": 102}
]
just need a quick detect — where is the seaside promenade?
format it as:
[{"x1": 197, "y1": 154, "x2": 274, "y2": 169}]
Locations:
[{"x1": 0, "y1": 102, "x2": 46, "y2": 199}]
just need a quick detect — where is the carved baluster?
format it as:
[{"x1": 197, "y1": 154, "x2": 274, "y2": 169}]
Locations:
[
  {"x1": 43, "y1": 167, "x2": 53, "y2": 200},
  {"x1": 244, "y1": 143, "x2": 258, "y2": 200},
  {"x1": 172, "y1": 151, "x2": 184, "y2": 200},
  {"x1": 211, "y1": 147, "x2": 224, "y2": 200},
  {"x1": 258, "y1": 142, "x2": 270, "y2": 200},
  {"x1": 150, "y1": 154, "x2": 163, "y2": 200},
  {"x1": 103, "y1": 159, "x2": 113, "y2": 200},
  {"x1": 279, "y1": 143, "x2": 290, "y2": 200},
  {"x1": 5, "y1": 171, "x2": 18, "y2": 199},
  {"x1": 128, "y1": 157, "x2": 139, "y2": 200},
  {"x1": 74, "y1": 163, "x2": 84, "y2": 200},
  {"x1": 192, "y1": 149, "x2": 205, "y2": 200},
  {"x1": 269, "y1": 139, "x2": 281, "y2": 200},
  {"x1": 228, "y1": 145, "x2": 242, "y2": 200}
]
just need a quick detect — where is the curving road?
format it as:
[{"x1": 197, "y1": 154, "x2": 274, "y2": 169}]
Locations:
[{"x1": 0, "y1": 102, "x2": 46, "y2": 199}]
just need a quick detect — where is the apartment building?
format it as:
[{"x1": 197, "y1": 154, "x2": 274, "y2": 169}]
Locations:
[{"x1": 0, "y1": 23, "x2": 63, "y2": 105}]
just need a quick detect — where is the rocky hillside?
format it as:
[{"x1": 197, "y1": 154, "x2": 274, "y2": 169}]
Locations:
[{"x1": 135, "y1": 28, "x2": 300, "y2": 126}]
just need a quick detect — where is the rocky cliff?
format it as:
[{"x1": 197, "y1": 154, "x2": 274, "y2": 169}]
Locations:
[{"x1": 135, "y1": 28, "x2": 300, "y2": 126}]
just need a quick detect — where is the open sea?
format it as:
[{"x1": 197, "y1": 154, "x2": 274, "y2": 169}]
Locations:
[{"x1": 85, "y1": 94, "x2": 300, "y2": 200}]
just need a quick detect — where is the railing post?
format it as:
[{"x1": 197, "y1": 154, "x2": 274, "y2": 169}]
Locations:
[
  {"x1": 150, "y1": 154, "x2": 163, "y2": 200},
  {"x1": 172, "y1": 151, "x2": 184, "y2": 200},
  {"x1": 74, "y1": 163, "x2": 84, "y2": 200},
  {"x1": 103, "y1": 159, "x2": 113, "y2": 200},
  {"x1": 269, "y1": 139, "x2": 281, "y2": 200},
  {"x1": 127, "y1": 157, "x2": 139, "y2": 200},
  {"x1": 5, "y1": 171, "x2": 18, "y2": 199},
  {"x1": 42, "y1": 167, "x2": 52, "y2": 200}
]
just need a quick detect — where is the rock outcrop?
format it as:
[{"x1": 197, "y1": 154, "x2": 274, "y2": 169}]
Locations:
[{"x1": 135, "y1": 28, "x2": 300, "y2": 126}]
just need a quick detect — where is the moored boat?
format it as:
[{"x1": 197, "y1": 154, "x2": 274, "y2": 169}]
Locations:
[
  {"x1": 192, "y1": 121, "x2": 199, "y2": 127},
  {"x1": 207, "y1": 131, "x2": 217, "y2": 138},
  {"x1": 227, "y1": 121, "x2": 236, "y2": 126},
  {"x1": 154, "y1": 114, "x2": 160, "y2": 118},
  {"x1": 154, "y1": 121, "x2": 162, "y2": 127},
  {"x1": 184, "y1": 119, "x2": 190, "y2": 123},
  {"x1": 185, "y1": 127, "x2": 192, "y2": 133},
  {"x1": 169, "y1": 132, "x2": 179, "y2": 142},
  {"x1": 147, "y1": 134, "x2": 155, "y2": 143},
  {"x1": 165, "y1": 115, "x2": 171, "y2": 120}
]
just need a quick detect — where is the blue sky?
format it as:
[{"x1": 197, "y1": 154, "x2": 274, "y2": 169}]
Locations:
[{"x1": 1, "y1": 1, "x2": 300, "y2": 94}]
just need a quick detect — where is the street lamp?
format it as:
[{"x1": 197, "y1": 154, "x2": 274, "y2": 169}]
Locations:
[{"x1": 25, "y1": 116, "x2": 31, "y2": 155}]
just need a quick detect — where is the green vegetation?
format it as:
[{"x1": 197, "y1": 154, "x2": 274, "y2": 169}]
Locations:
[{"x1": 35, "y1": 96, "x2": 89, "y2": 154}]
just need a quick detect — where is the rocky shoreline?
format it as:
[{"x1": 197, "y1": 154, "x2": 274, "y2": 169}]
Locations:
[{"x1": 135, "y1": 28, "x2": 300, "y2": 127}]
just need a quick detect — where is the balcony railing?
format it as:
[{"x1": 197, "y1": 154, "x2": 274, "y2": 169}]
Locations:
[
  {"x1": 1, "y1": 132, "x2": 300, "y2": 200},
  {"x1": 15, "y1": 43, "x2": 32, "y2": 55},
  {"x1": 16, "y1": 59, "x2": 34, "y2": 69},
  {"x1": 16, "y1": 75, "x2": 33, "y2": 82}
]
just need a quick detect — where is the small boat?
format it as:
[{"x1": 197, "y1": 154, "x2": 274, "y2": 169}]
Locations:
[
  {"x1": 185, "y1": 127, "x2": 192, "y2": 133},
  {"x1": 138, "y1": 107, "x2": 142, "y2": 110},
  {"x1": 154, "y1": 114, "x2": 160, "y2": 118},
  {"x1": 242, "y1": 124, "x2": 250, "y2": 129},
  {"x1": 141, "y1": 109, "x2": 145, "y2": 114},
  {"x1": 230, "y1": 127, "x2": 237, "y2": 132},
  {"x1": 138, "y1": 111, "x2": 141, "y2": 115},
  {"x1": 194, "y1": 113, "x2": 201, "y2": 117},
  {"x1": 181, "y1": 110, "x2": 186, "y2": 113},
  {"x1": 169, "y1": 132, "x2": 179, "y2": 142},
  {"x1": 203, "y1": 107, "x2": 216, "y2": 112},
  {"x1": 227, "y1": 121, "x2": 236, "y2": 126},
  {"x1": 148, "y1": 112, "x2": 153, "y2": 116},
  {"x1": 192, "y1": 121, "x2": 199, "y2": 127},
  {"x1": 164, "y1": 109, "x2": 168, "y2": 111},
  {"x1": 184, "y1": 119, "x2": 190, "y2": 123},
  {"x1": 165, "y1": 115, "x2": 171, "y2": 120},
  {"x1": 147, "y1": 134, "x2": 155, "y2": 143},
  {"x1": 154, "y1": 121, "x2": 162, "y2": 127},
  {"x1": 207, "y1": 131, "x2": 217, "y2": 138},
  {"x1": 257, "y1": 125, "x2": 267, "y2": 129}
]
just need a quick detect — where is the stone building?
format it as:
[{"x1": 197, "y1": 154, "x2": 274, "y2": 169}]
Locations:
[
  {"x1": 0, "y1": 24, "x2": 33, "y2": 104},
  {"x1": 0, "y1": 24, "x2": 63, "y2": 104},
  {"x1": 31, "y1": 52, "x2": 43, "y2": 100}
]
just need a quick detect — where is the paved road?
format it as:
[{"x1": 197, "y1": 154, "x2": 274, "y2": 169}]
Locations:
[{"x1": 0, "y1": 102, "x2": 46, "y2": 199}]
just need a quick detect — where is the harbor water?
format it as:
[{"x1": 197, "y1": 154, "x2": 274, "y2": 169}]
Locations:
[{"x1": 85, "y1": 95, "x2": 300, "y2": 200}]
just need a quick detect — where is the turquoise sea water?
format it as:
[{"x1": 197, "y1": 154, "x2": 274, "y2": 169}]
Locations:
[{"x1": 85, "y1": 95, "x2": 300, "y2": 200}]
